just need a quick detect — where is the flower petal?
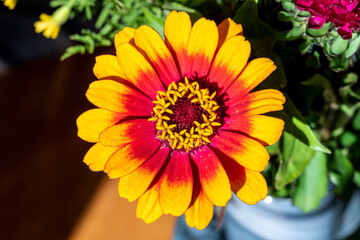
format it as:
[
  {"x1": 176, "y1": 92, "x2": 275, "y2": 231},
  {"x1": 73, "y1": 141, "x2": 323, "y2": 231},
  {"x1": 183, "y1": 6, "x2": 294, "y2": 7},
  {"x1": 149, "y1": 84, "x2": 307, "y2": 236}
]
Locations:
[
  {"x1": 226, "y1": 58, "x2": 276, "y2": 100},
  {"x1": 104, "y1": 138, "x2": 159, "y2": 179},
  {"x1": 211, "y1": 130, "x2": 269, "y2": 172},
  {"x1": 222, "y1": 115, "x2": 285, "y2": 146},
  {"x1": 192, "y1": 147, "x2": 231, "y2": 206},
  {"x1": 209, "y1": 36, "x2": 250, "y2": 93},
  {"x1": 93, "y1": 55, "x2": 126, "y2": 80},
  {"x1": 220, "y1": 152, "x2": 268, "y2": 205},
  {"x1": 217, "y1": 18, "x2": 243, "y2": 49},
  {"x1": 184, "y1": 160, "x2": 213, "y2": 230},
  {"x1": 159, "y1": 151, "x2": 193, "y2": 216},
  {"x1": 235, "y1": 169, "x2": 268, "y2": 204},
  {"x1": 135, "y1": 25, "x2": 180, "y2": 85},
  {"x1": 116, "y1": 43, "x2": 164, "y2": 99},
  {"x1": 118, "y1": 147, "x2": 169, "y2": 202},
  {"x1": 77, "y1": 108, "x2": 123, "y2": 143},
  {"x1": 184, "y1": 189, "x2": 213, "y2": 230},
  {"x1": 102, "y1": 120, "x2": 160, "y2": 178},
  {"x1": 136, "y1": 181, "x2": 163, "y2": 223},
  {"x1": 99, "y1": 119, "x2": 156, "y2": 147},
  {"x1": 164, "y1": 11, "x2": 191, "y2": 78},
  {"x1": 185, "y1": 18, "x2": 218, "y2": 78},
  {"x1": 83, "y1": 142, "x2": 118, "y2": 171},
  {"x1": 114, "y1": 27, "x2": 135, "y2": 48},
  {"x1": 86, "y1": 79, "x2": 152, "y2": 114},
  {"x1": 227, "y1": 89, "x2": 285, "y2": 116}
]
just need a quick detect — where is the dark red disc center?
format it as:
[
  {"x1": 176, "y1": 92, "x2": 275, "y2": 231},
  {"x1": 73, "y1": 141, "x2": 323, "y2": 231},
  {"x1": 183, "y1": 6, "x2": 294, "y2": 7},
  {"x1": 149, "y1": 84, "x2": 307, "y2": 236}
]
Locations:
[{"x1": 167, "y1": 94, "x2": 207, "y2": 132}]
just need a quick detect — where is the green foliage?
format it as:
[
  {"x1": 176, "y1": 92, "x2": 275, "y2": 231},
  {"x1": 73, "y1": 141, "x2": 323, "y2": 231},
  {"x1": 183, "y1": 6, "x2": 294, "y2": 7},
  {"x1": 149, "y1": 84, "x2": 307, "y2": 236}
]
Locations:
[
  {"x1": 298, "y1": 38, "x2": 312, "y2": 54},
  {"x1": 340, "y1": 131, "x2": 357, "y2": 148},
  {"x1": 329, "y1": 150, "x2": 354, "y2": 198},
  {"x1": 276, "y1": 0, "x2": 360, "y2": 71},
  {"x1": 330, "y1": 35, "x2": 348, "y2": 55},
  {"x1": 276, "y1": 95, "x2": 331, "y2": 154},
  {"x1": 61, "y1": 29, "x2": 112, "y2": 60},
  {"x1": 56, "y1": 0, "x2": 198, "y2": 60},
  {"x1": 345, "y1": 34, "x2": 360, "y2": 58},
  {"x1": 306, "y1": 22, "x2": 332, "y2": 37},
  {"x1": 353, "y1": 110, "x2": 360, "y2": 130},
  {"x1": 275, "y1": 132, "x2": 317, "y2": 190},
  {"x1": 142, "y1": 8, "x2": 165, "y2": 38},
  {"x1": 293, "y1": 151, "x2": 328, "y2": 213},
  {"x1": 223, "y1": 0, "x2": 360, "y2": 213},
  {"x1": 277, "y1": 11, "x2": 293, "y2": 22}
]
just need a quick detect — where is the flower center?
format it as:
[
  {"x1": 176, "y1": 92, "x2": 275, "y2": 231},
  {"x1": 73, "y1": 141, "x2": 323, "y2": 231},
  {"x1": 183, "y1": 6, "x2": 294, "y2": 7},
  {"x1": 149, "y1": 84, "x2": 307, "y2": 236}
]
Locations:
[{"x1": 148, "y1": 77, "x2": 222, "y2": 152}]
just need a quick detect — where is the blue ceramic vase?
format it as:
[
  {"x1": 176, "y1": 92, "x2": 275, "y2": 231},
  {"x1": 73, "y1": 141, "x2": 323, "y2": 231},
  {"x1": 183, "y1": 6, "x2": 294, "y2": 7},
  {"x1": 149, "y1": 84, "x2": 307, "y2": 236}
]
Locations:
[{"x1": 174, "y1": 189, "x2": 360, "y2": 240}]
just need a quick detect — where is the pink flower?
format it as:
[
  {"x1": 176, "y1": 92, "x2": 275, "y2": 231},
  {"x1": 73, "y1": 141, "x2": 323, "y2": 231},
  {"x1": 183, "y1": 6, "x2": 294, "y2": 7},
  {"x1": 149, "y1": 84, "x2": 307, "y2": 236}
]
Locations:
[
  {"x1": 340, "y1": 0, "x2": 358, "y2": 11},
  {"x1": 294, "y1": 0, "x2": 360, "y2": 39},
  {"x1": 309, "y1": 16, "x2": 326, "y2": 28}
]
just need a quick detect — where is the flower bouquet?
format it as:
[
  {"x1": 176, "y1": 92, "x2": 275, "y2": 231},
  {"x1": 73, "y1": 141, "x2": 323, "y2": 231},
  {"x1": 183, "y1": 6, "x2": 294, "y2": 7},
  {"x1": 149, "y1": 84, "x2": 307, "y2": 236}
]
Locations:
[{"x1": 5, "y1": 0, "x2": 360, "y2": 238}]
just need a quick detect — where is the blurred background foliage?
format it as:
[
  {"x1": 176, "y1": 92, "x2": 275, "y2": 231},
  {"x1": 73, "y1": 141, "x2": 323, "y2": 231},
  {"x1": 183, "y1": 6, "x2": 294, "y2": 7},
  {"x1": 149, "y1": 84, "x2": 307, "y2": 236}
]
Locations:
[{"x1": 7, "y1": 0, "x2": 359, "y2": 214}]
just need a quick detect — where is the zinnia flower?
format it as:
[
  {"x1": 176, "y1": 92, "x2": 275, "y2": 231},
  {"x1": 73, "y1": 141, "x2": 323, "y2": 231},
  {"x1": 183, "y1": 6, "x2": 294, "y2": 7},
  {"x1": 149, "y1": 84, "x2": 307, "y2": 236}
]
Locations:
[
  {"x1": 77, "y1": 11, "x2": 285, "y2": 229},
  {"x1": 1, "y1": 0, "x2": 17, "y2": 10}
]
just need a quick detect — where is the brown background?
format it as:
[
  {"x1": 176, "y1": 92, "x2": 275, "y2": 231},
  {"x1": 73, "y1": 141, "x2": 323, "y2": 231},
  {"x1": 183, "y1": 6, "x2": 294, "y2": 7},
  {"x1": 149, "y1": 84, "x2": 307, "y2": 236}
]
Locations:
[{"x1": 0, "y1": 51, "x2": 175, "y2": 240}]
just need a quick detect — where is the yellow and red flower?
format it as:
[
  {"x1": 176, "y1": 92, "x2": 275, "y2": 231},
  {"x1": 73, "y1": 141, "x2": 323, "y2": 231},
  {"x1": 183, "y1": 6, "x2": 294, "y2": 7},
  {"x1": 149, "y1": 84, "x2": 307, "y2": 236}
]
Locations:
[{"x1": 77, "y1": 11, "x2": 285, "y2": 229}]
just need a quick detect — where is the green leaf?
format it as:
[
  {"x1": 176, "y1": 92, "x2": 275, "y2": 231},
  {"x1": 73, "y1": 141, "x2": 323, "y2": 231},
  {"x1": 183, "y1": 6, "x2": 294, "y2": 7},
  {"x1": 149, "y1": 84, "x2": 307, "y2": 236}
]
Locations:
[
  {"x1": 50, "y1": 0, "x2": 67, "y2": 8},
  {"x1": 265, "y1": 140, "x2": 280, "y2": 155},
  {"x1": 275, "y1": 132, "x2": 316, "y2": 189},
  {"x1": 298, "y1": 10, "x2": 311, "y2": 17},
  {"x1": 291, "y1": 117, "x2": 330, "y2": 152},
  {"x1": 324, "y1": 41, "x2": 332, "y2": 56},
  {"x1": 122, "y1": 8, "x2": 142, "y2": 26},
  {"x1": 164, "y1": 2, "x2": 198, "y2": 13},
  {"x1": 329, "y1": 55, "x2": 349, "y2": 72},
  {"x1": 143, "y1": 8, "x2": 165, "y2": 38},
  {"x1": 353, "y1": 110, "x2": 360, "y2": 130},
  {"x1": 278, "y1": 11, "x2": 293, "y2": 22},
  {"x1": 340, "y1": 131, "x2": 358, "y2": 148},
  {"x1": 61, "y1": 45, "x2": 86, "y2": 61},
  {"x1": 344, "y1": 33, "x2": 360, "y2": 58},
  {"x1": 330, "y1": 150, "x2": 354, "y2": 198},
  {"x1": 95, "y1": 4, "x2": 112, "y2": 29},
  {"x1": 306, "y1": 22, "x2": 332, "y2": 37},
  {"x1": 234, "y1": 0, "x2": 287, "y2": 89},
  {"x1": 332, "y1": 104, "x2": 360, "y2": 137},
  {"x1": 343, "y1": 72, "x2": 358, "y2": 85},
  {"x1": 282, "y1": 1, "x2": 296, "y2": 11},
  {"x1": 277, "y1": 27, "x2": 304, "y2": 41},
  {"x1": 330, "y1": 35, "x2": 349, "y2": 55},
  {"x1": 293, "y1": 151, "x2": 328, "y2": 213},
  {"x1": 298, "y1": 38, "x2": 312, "y2": 54},
  {"x1": 273, "y1": 95, "x2": 331, "y2": 154},
  {"x1": 340, "y1": 103, "x2": 360, "y2": 117},
  {"x1": 123, "y1": 0, "x2": 134, "y2": 9}
]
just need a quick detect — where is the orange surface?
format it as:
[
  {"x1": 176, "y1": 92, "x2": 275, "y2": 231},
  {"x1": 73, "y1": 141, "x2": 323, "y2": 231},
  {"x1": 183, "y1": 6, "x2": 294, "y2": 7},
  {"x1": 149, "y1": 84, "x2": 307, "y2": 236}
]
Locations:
[{"x1": 70, "y1": 178, "x2": 177, "y2": 240}]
